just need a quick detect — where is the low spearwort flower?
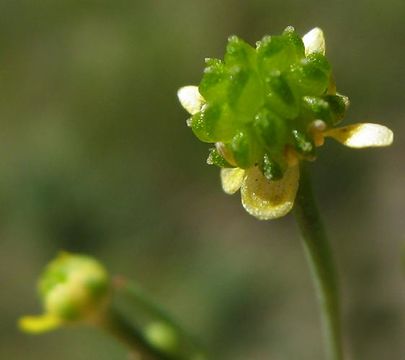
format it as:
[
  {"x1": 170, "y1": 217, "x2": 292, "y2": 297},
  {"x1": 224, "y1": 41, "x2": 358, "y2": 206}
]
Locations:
[
  {"x1": 19, "y1": 252, "x2": 110, "y2": 334},
  {"x1": 19, "y1": 253, "x2": 207, "y2": 359},
  {"x1": 178, "y1": 27, "x2": 393, "y2": 220}
]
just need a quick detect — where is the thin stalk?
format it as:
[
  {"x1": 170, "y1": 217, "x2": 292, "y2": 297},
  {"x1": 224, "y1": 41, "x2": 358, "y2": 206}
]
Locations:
[
  {"x1": 98, "y1": 277, "x2": 207, "y2": 360},
  {"x1": 99, "y1": 307, "x2": 173, "y2": 360},
  {"x1": 293, "y1": 162, "x2": 343, "y2": 360}
]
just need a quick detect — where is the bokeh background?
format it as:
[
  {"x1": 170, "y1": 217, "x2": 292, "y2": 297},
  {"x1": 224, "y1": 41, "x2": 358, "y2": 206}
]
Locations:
[{"x1": 1, "y1": 0, "x2": 404, "y2": 359}]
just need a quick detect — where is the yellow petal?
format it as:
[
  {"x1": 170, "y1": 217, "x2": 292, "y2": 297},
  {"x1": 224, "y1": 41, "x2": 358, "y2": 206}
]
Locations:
[
  {"x1": 324, "y1": 123, "x2": 393, "y2": 148},
  {"x1": 177, "y1": 86, "x2": 204, "y2": 115},
  {"x1": 18, "y1": 314, "x2": 62, "y2": 334},
  {"x1": 221, "y1": 168, "x2": 245, "y2": 195},
  {"x1": 241, "y1": 165, "x2": 299, "y2": 220},
  {"x1": 302, "y1": 27, "x2": 325, "y2": 56}
]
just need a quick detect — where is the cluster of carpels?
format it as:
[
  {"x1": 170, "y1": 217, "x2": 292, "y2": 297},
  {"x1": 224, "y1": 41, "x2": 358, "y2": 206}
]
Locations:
[{"x1": 178, "y1": 27, "x2": 393, "y2": 220}]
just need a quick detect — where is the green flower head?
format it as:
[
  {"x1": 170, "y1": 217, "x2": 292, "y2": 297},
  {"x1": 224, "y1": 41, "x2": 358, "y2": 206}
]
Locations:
[
  {"x1": 19, "y1": 252, "x2": 110, "y2": 334},
  {"x1": 178, "y1": 27, "x2": 393, "y2": 220}
]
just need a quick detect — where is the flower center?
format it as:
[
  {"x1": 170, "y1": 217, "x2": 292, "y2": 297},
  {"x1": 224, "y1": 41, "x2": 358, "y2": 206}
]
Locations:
[{"x1": 190, "y1": 27, "x2": 348, "y2": 180}]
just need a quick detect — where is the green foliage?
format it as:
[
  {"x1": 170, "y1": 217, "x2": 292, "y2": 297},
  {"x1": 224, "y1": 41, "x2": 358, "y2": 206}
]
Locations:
[{"x1": 192, "y1": 27, "x2": 348, "y2": 176}]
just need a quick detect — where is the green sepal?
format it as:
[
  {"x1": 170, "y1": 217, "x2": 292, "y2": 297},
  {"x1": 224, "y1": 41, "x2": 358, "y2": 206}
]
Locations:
[
  {"x1": 282, "y1": 26, "x2": 305, "y2": 57},
  {"x1": 254, "y1": 108, "x2": 287, "y2": 152},
  {"x1": 227, "y1": 67, "x2": 248, "y2": 107},
  {"x1": 301, "y1": 93, "x2": 349, "y2": 127},
  {"x1": 39, "y1": 266, "x2": 68, "y2": 298},
  {"x1": 56, "y1": 301, "x2": 82, "y2": 321},
  {"x1": 230, "y1": 130, "x2": 260, "y2": 169},
  {"x1": 323, "y1": 94, "x2": 348, "y2": 125},
  {"x1": 190, "y1": 106, "x2": 218, "y2": 143},
  {"x1": 302, "y1": 96, "x2": 332, "y2": 124},
  {"x1": 257, "y1": 27, "x2": 304, "y2": 74},
  {"x1": 199, "y1": 58, "x2": 228, "y2": 102},
  {"x1": 292, "y1": 129, "x2": 316, "y2": 159},
  {"x1": 265, "y1": 71, "x2": 299, "y2": 119},
  {"x1": 262, "y1": 153, "x2": 283, "y2": 181},
  {"x1": 227, "y1": 66, "x2": 264, "y2": 122},
  {"x1": 225, "y1": 35, "x2": 256, "y2": 68},
  {"x1": 289, "y1": 53, "x2": 331, "y2": 96},
  {"x1": 190, "y1": 104, "x2": 235, "y2": 143},
  {"x1": 206, "y1": 148, "x2": 233, "y2": 168}
]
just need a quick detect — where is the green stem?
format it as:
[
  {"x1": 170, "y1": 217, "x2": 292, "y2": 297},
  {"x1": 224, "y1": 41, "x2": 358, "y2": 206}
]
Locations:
[
  {"x1": 293, "y1": 162, "x2": 343, "y2": 360},
  {"x1": 100, "y1": 307, "x2": 172, "y2": 360},
  {"x1": 99, "y1": 277, "x2": 207, "y2": 360}
]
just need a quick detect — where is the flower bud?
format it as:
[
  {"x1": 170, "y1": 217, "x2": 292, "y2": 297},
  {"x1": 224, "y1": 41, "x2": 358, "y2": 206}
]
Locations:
[
  {"x1": 19, "y1": 252, "x2": 110, "y2": 334},
  {"x1": 144, "y1": 322, "x2": 179, "y2": 354},
  {"x1": 178, "y1": 26, "x2": 393, "y2": 220}
]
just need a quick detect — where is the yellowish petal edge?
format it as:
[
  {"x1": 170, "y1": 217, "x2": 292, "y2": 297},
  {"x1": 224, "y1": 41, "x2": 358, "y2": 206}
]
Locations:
[
  {"x1": 302, "y1": 27, "x2": 326, "y2": 56},
  {"x1": 325, "y1": 123, "x2": 393, "y2": 148},
  {"x1": 177, "y1": 86, "x2": 204, "y2": 115},
  {"x1": 241, "y1": 165, "x2": 300, "y2": 220},
  {"x1": 221, "y1": 168, "x2": 245, "y2": 195},
  {"x1": 18, "y1": 314, "x2": 62, "y2": 334}
]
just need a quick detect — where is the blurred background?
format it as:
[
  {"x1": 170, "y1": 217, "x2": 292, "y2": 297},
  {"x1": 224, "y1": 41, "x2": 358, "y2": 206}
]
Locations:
[{"x1": 0, "y1": 0, "x2": 404, "y2": 359}]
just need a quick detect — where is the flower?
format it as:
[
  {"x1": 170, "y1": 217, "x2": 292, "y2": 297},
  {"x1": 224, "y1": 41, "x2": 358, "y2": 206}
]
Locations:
[
  {"x1": 19, "y1": 252, "x2": 110, "y2": 334},
  {"x1": 178, "y1": 27, "x2": 393, "y2": 220}
]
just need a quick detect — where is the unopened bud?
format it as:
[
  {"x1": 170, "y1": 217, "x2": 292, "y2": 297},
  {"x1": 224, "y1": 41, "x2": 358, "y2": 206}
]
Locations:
[{"x1": 19, "y1": 252, "x2": 110, "y2": 334}]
